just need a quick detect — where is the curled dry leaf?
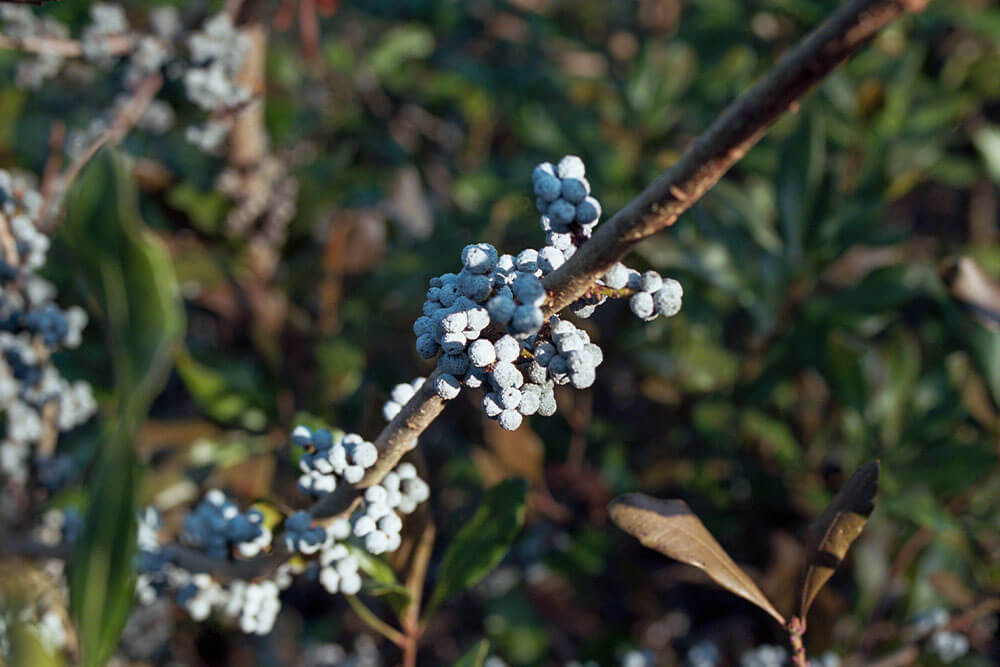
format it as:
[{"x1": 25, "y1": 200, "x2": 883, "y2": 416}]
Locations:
[
  {"x1": 799, "y1": 460, "x2": 879, "y2": 620},
  {"x1": 609, "y1": 494, "x2": 785, "y2": 625},
  {"x1": 946, "y1": 257, "x2": 1000, "y2": 332}
]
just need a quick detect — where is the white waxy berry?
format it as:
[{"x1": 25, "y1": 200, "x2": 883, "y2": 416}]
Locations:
[{"x1": 557, "y1": 155, "x2": 586, "y2": 179}]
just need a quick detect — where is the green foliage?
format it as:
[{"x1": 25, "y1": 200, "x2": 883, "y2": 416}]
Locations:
[
  {"x1": 61, "y1": 151, "x2": 184, "y2": 667},
  {"x1": 454, "y1": 639, "x2": 490, "y2": 667},
  {"x1": 426, "y1": 478, "x2": 528, "y2": 617}
]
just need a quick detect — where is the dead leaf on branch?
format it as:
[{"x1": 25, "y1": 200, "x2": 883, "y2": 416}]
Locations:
[
  {"x1": 609, "y1": 494, "x2": 785, "y2": 625},
  {"x1": 799, "y1": 460, "x2": 879, "y2": 620}
]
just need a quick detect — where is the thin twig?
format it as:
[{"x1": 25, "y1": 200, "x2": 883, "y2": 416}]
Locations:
[
  {"x1": 39, "y1": 120, "x2": 66, "y2": 204},
  {"x1": 0, "y1": 32, "x2": 133, "y2": 58},
  {"x1": 345, "y1": 594, "x2": 407, "y2": 647},
  {"x1": 38, "y1": 73, "x2": 162, "y2": 229},
  {"x1": 404, "y1": 519, "x2": 435, "y2": 667}
]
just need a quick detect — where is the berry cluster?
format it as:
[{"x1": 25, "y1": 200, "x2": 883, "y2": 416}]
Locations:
[
  {"x1": 292, "y1": 426, "x2": 378, "y2": 494},
  {"x1": 352, "y1": 462, "x2": 429, "y2": 554},
  {"x1": 136, "y1": 498, "x2": 291, "y2": 635},
  {"x1": 411, "y1": 156, "x2": 683, "y2": 430},
  {"x1": 0, "y1": 5, "x2": 257, "y2": 155},
  {"x1": 284, "y1": 510, "x2": 328, "y2": 555},
  {"x1": 180, "y1": 489, "x2": 273, "y2": 560},
  {"x1": 318, "y1": 542, "x2": 363, "y2": 596},
  {"x1": 0, "y1": 171, "x2": 96, "y2": 508},
  {"x1": 183, "y1": 12, "x2": 252, "y2": 152},
  {"x1": 0, "y1": 6, "x2": 69, "y2": 88},
  {"x1": 134, "y1": 420, "x2": 431, "y2": 636}
]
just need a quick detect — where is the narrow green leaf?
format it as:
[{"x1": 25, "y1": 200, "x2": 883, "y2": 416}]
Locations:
[
  {"x1": 346, "y1": 544, "x2": 412, "y2": 615},
  {"x1": 426, "y1": 478, "x2": 528, "y2": 617},
  {"x1": 454, "y1": 639, "x2": 490, "y2": 667},
  {"x1": 61, "y1": 150, "x2": 184, "y2": 667},
  {"x1": 609, "y1": 494, "x2": 785, "y2": 625},
  {"x1": 59, "y1": 149, "x2": 184, "y2": 418},
  {"x1": 799, "y1": 461, "x2": 880, "y2": 620}
]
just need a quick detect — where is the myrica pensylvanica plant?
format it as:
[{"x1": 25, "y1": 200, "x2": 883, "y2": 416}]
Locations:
[
  {"x1": 413, "y1": 155, "x2": 683, "y2": 430},
  {"x1": 1, "y1": 1, "x2": 966, "y2": 665}
]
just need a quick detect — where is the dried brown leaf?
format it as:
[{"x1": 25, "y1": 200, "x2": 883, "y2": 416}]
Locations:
[
  {"x1": 799, "y1": 461, "x2": 879, "y2": 620},
  {"x1": 947, "y1": 257, "x2": 1000, "y2": 332},
  {"x1": 609, "y1": 494, "x2": 784, "y2": 625}
]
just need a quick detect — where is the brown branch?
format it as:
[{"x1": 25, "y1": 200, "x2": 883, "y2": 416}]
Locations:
[
  {"x1": 540, "y1": 0, "x2": 928, "y2": 314},
  {"x1": 38, "y1": 72, "x2": 162, "y2": 229},
  {"x1": 0, "y1": 32, "x2": 133, "y2": 58}
]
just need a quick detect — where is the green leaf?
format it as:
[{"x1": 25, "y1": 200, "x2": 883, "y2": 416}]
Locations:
[
  {"x1": 347, "y1": 544, "x2": 412, "y2": 615},
  {"x1": 776, "y1": 111, "x2": 824, "y2": 265},
  {"x1": 368, "y1": 24, "x2": 434, "y2": 78},
  {"x1": 175, "y1": 349, "x2": 269, "y2": 428},
  {"x1": 972, "y1": 124, "x2": 1000, "y2": 185},
  {"x1": 454, "y1": 639, "x2": 490, "y2": 667},
  {"x1": 426, "y1": 478, "x2": 528, "y2": 617},
  {"x1": 70, "y1": 438, "x2": 138, "y2": 667},
  {"x1": 59, "y1": 149, "x2": 185, "y2": 419},
  {"x1": 165, "y1": 182, "x2": 228, "y2": 234},
  {"x1": 61, "y1": 150, "x2": 185, "y2": 667}
]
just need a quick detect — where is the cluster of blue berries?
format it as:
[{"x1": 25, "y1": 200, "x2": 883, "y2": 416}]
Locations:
[
  {"x1": 284, "y1": 510, "x2": 327, "y2": 555},
  {"x1": 136, "y1": 498, "x2": 288, "y2": 634},
  {"x1": 409, "y1": 156, "x2": 683, "y2": 430},
  {"x1": 180, "y1": 489, "x2": 272, "y2": 560},
  {"x1": 134, "y1": 418, "x2": 431, "y2": 636},
  {"x1": 292, "y1": 425, "x2": 378, "y2": 494}
]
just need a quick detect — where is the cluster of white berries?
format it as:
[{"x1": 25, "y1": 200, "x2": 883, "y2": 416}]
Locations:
[
  {"x1": 80, "y1": 3, "x2": 128, "y2": 67},
  {"x1": 293, "y1": 426, "x2": 378, "y2": 494},
  {"x1": 0, "y1": 6, "x2": 69, "y2": 88},
  {"x1": 686, "y1": 641, "x2": 721, "y2": 667},
  {"x1": 0, "y1": 171, "x2": 96, "y2": 510},
  {"x1": 300, "y1": 635, "x2": 382, "y2": 667},
  {"x1": 928, "y1": 630, "x2": 970, "y2": 663},
  {"x1": 183, "y1": 13, "x2": 252, "y2": 152},
  {"x1": 173, "y1": 573, "x2": 284, "y2": 635},
  {"x1": 410, "y1": 156, "x2": 682, "y2": 430},
  {"x1": 353, "y1": 462, "x2": 429, "y2": 554},
  {"x1": 602, "y1": 262, "x2": 683, "y2": 321},
  {"x1": 1, "y1": 5, "x2": 258, "y2": 154},
  {"x1": 381, "y1": 377, "x2": 426, "y2": 421}
]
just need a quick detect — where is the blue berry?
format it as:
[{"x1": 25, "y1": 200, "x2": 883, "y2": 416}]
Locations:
[{"x1": 560, "y1": 177, "x2": 589, "y2": 204}]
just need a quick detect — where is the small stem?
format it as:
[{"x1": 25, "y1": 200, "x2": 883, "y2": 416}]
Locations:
[
  {"x1": 786, "y1": 616, "x2": 809, "y2": 667},
  {"x1": 39, "y1": 72, "x2": 163, "y2": 230},
  {"x1": 345, "y1": 594, "x2": 407, "y2": 647}
]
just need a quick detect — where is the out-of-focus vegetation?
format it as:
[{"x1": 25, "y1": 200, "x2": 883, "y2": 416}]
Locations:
[{"x1": 2, "y1": 0, "x2": 1000, "y2": 664}]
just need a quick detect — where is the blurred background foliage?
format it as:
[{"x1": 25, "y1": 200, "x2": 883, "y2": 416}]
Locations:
[{"x1": 2, "y1": 0, "x2": 1000, "y2": 664}]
